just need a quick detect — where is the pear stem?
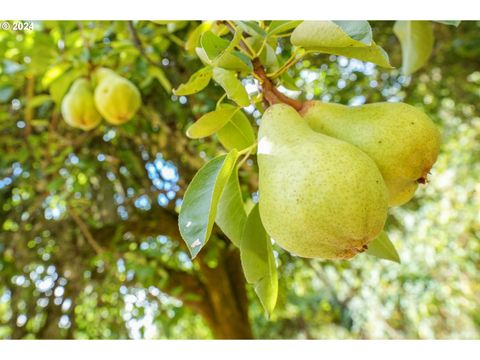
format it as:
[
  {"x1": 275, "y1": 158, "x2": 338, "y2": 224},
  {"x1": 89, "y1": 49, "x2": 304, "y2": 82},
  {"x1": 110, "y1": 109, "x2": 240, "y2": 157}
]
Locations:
[{"x1": 253, "y1": 58, "x2": 304, "y2": 111}]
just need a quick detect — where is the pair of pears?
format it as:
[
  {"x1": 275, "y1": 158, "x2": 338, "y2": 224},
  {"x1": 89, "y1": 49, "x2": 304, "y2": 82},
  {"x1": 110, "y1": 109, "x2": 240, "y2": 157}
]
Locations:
[
  {"x1": 61, "y1": 68, "x2": 141, "y2": 131},
  {"x1": 257, "y1": 102, "x2": 440, "y2": 260}
]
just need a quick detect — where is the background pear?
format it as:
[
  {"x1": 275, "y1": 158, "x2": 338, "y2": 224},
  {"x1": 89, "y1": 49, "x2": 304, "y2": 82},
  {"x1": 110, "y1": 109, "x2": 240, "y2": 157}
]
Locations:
[
  {"x1": 61, "y1": 78, "x2": 101, "y2": 131},
  {"x1": 94, "y1": 68, "x2": 141, "y2": 125},
  {"x1": 258, "y1": 104, "x2": 388, "y2": 259},
  {"x1": 302, "y1": 101, "x2": 440, "y2": 206}
]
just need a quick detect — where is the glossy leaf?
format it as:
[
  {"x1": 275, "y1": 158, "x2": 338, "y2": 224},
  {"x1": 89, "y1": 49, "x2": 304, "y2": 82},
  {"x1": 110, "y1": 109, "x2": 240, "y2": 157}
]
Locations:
[
  {"x1": 366, "y1": 231, "x2": 401, "y2": 263},
  {"x1": 215, "y1": 166, "x2": 246, "y2": 247},
  {"x1": 333, "y1": 21, "x2": 372, "y2": 45},
  {"x1": 291, "y1": 21, "x2": 372, "y2": 49},
  {"x1": 217, "y1": 106, "x2": 256, "y2": 151},
  {"x1": 174, "y1": 67, "x2": 212, "y2": 96},
  {"x1": 186, "y1": 106, "x2": 238, "y2": 139},
  {"x1": 212, "y1": 68, "x2": 250, "y2": 107},
  {"x1": 179, "y1": 150, "x2": 239, "y2": 258},
  {"x1": 393, "y1": 21, "x2": 434, "y2": 75},
  {"x1": 240, "y1": 204, "x2": 278, "y2": 315}
]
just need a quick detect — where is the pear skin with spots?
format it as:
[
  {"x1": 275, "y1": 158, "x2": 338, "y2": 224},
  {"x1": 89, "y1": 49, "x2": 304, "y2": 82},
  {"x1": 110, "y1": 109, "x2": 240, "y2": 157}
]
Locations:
[
  {"x1": 257, "y1": 104, "x2": 388, "y2": 259},
  {"x1": 302, "y1": 101, "x2": 440, "y2": 206}
]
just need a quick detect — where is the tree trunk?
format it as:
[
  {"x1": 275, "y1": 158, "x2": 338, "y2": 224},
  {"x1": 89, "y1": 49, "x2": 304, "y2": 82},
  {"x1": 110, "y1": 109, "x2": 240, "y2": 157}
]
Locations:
[{"x1": 198, "y1": 246, "x2": 253, "y2": 339}]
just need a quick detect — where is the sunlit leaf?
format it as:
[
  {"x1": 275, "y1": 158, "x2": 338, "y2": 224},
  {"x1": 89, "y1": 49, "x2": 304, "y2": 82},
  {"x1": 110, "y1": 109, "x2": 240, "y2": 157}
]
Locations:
[
  {"x1": 291, "y1": 21, "x2": 372, "y2": 49},
  {"x1": 393, "y1": 21, "x2": 434, "y2": 75},
  {"x1": 366, "y1": 231, "x2": 401, "y2": 263},
  {"x1": 179, "y1": 150, "x2": 239, "y2": 258},
  {"x1": 174, "y1": 67, "x2": 212, "y2": 96},
  {"x1": 186, "y1": 106, "x2": 238, "y2": 139},
  {"x1": 268, "y1": 21, "x2": 302, "y2": 36},
  {"x1": 217, "y1": 106, "x2": 256, "y2": 152},
  {"x1": 212, "y1": 68, "x2": 250, "y2": 107},
  {"x1": 314, "y1": 41, "x2": 393, "y2": 68}
]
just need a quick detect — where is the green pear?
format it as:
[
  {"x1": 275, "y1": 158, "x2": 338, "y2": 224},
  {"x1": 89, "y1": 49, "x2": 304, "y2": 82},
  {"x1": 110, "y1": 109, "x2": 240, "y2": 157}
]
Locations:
[
  {"x1": 61, "y1": 78, "x2": 102, "y2": 131},
  {"x1": 258, "y1": 104, "x2": 388, "y2": 259},
  {"x1": 93, "y1": 68, "x2": 141, "y2": 125},
  {"x1": 301, "y1": 101, "x2": 440, "y2": 206}
]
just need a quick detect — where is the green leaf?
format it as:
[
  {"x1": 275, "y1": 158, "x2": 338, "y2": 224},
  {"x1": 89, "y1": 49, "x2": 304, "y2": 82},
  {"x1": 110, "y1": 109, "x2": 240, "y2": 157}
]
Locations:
[
  {"x1": 27, "y1": 95, "x2": 52, "y2": 109},
  {"x1": 333, "y1": 21, "x2": 372, "y2": 45},
  {"x1": 179, "y1": 150, "x2": 239, "y2": 258},
  {"x1": 49, "y1": 69, "x2": 82, "y2": 105},
  {"x1": 186, "y1": 106, "x2": 238, "y2": 139},
  {"x1": 217, "y1": 106, "x2": 255, "y2": 151},
  {"x1": 435, "y1": 20, "x2": 461, "y2": 27},
  {"x1": 315, "y1": 41, "x2": 393, "y2": 68},
  {"x1": 291, "y1": 21, "x2": 372, "y2": 49},
  {"x1": 393, "y1": 21, "x2": 434, "y2": 75},
  {"x1": 215, "y1": 166, "x2": 246, "y2": 247},
  {"x1": 200, "y1": 31, "x2": 230, "y2": 61},
  {"x1": 149, "y1": 66, "x2": 172, "y2": 93},
  {"x1": 185, "y1": 21, "x2": 213, "y2": 53},
  {"x1": 240, "y1": 204, "x2": 278, "y2": 315},
  {"x1": 174, "y1": 67, "x2": 212, "y2": 96},
  {"x1": 366, "y1": 231, "x2": 401, "y2": 263},
  {"x1": 196, "y1": 47, "x2": 252, "y2": 73},
  {"x1": 212, "y1": 68, "x2": 250, "y2": 107},
  {"x1": 290, "y1": 21, "x2": 391, "y2": 68},
  {"x1": 268, "y1": 21, "x2": 303, "y2": 36},
  {"x1": 235, "y1": 21, "x2": 267, "y2": 37}
]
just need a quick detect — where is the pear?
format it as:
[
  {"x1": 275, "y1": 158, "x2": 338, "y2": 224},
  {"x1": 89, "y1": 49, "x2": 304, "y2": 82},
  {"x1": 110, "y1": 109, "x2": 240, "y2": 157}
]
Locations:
[
  {"x1": 258, "y1": 104, "x2": 388, "y2": 259},
  {"x1": 61, "y1": 78, "x2": 101, "y2": 131},
  {"x1": 301, "y1": 101, "x2": 440, "y2": 206},
  {"x1": 93, "y1": 68, "x2": 141, "y2": 125}
]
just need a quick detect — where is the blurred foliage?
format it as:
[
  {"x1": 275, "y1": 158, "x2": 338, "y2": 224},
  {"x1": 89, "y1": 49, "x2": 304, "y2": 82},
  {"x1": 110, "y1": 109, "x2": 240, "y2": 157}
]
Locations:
[{"x1": 0, "y1": 20, "x2": 479, "y2": 339}]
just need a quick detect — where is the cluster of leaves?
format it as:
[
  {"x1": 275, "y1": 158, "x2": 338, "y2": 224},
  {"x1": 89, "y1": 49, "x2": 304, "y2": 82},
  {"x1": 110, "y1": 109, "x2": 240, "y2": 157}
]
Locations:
[
  {"x1": 1, "y1": 20, "x2": 478, "y2": 339},
  {"x1": 175, "y1": 20, "x2": 460, "y2": 314}
]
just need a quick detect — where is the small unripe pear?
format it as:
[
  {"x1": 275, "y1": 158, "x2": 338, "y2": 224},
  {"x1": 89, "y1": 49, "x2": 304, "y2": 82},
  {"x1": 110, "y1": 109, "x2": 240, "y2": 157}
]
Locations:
[
  {"x1": 61, "y1": 78, "x2": 101, "y2": 131},
  {"x1": 93, "y1": 68, "x2": 141, "y2": 125}
]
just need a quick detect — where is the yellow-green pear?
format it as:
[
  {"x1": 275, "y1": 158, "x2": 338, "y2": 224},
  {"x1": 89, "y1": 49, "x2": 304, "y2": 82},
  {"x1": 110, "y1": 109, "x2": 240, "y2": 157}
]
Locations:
[
  {"x1": 301, "y1": 101, "x2": 440, "y2": 206},
  {"x1": 61, "y1": 78, "x2": 101, "y2": 131},
  {"x1": 258, "y1": 104, "x2": 388, "y2": 259},
  {"x1": 94, "y1": 68, "x2": 141, "y2": 125}
]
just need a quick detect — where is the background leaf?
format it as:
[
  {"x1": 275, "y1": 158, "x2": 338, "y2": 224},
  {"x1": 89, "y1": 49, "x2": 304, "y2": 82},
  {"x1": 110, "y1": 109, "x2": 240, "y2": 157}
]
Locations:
[
  {"x1": 435, "y1": 20, "x2": 461, "y2": 27},
  {"x1": 366, "y1": 231, "x2": 401, "y2": 263},
  {"x1": 393, "y1": 21, "x2": 434, "y2": 75},
  {"x1": 240, "y1": 204, "x2": 278, "y2": 315},
  {"x1": 179, "y1": 150, "x2": 238, "y2": 258}
]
